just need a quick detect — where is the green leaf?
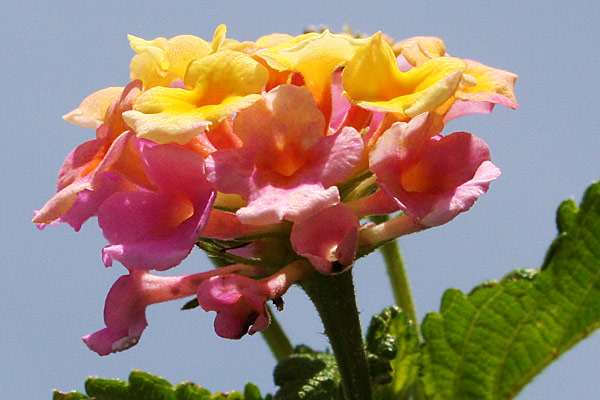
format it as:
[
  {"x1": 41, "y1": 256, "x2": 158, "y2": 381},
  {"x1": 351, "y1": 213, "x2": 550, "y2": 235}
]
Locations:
[
  {"x1": 174, "y1": 382, "x2": 212, "y2": 399},
  {"x1": 273, "y1": 345, "x2": 342, "y2": 400},
  {"x1": 366, "y1": 306, "x2": 420, "y2": 400},
  {"x1": 243, "y1": 382, "x2": 264, "y2": 400},
  {"x1": 52, "y1": 371, "x2": 263, "y2": 400},
  {"x1": 85, "y1": 378, "x2": 132, "y2": 399},
  {"x1": 128, "y1": 370, "x2": 176, "y2": 400},
  {"x1": 420, "y1": 181, "x2": 600, "y2": 400}
]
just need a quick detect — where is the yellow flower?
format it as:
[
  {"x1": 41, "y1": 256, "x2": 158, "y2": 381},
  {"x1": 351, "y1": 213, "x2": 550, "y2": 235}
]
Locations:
[
  {"x1": 128, "y1": 34, "x2": 212, "y2": 88},
  {"x1": 342, "y1": 32, "x2": 468, "y2": 118},
  {"x1": 255, "y1": 30, "x2": 369, "y2": 120},
  {"x1": 395, "y1": 36, "x2": 518, "y2": 111},
  {"x1": 123, "y1": 50, "x2": 269, "y2": 145}
]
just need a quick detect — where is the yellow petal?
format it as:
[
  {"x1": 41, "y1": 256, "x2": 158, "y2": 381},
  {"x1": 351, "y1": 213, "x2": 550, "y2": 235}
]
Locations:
[
  {"x1": 211, "y1": 24, "x2": 227, "y2": 52},
  {"x1": 343, "y1": 33, "x2": 466, "y2": 117},
  {"x1": 253, "y1": 32, "x2": 319, "y2": 70},
  {"x1": 254, "y1": 33, "x2": 294, "y2": 49},
  {"x1": 184, "y1": 50, "x2": 268, "y2": 102},
  {"x1": 164, "y1": 35, "x2": 211, "y2": 78},
  {"x1": 62, "y1": 86, "x2": 124, "y2": 127},
  {"x1": 124, "y1": 50, "x2": 268, "y2": 144},
  {"x1": 278, "y1": 31, "x2": 367, "y2": 96},
  {"x1": 394, "y1": 36, "x2": 446, "y2": 66},
  {"x1": 456, "y1": 60, "x2": 518, "y2": 107},
  {"x1": 128, "y1": 34, "x2": 210, "y2": 88},
  {"x1": 342, "y1": 32, "x2": 402, "y2": 102},
  {"x1": 255, "y1": 30, "x2": 369, "y2": 120}
]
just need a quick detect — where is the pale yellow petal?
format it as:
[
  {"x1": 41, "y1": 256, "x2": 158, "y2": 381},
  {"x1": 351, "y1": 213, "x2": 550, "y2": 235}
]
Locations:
[
  {"x1": 394, "y1": 36, "x2": 446, "y2": 66},
  {"x1": 62, "y1": 87, "x2": 124, "y2": 127},
  {"x1": 164, "y1": 35, "x2": 211, "y2": 78},
  {"x1": 212, "y1": 24, "x2": 227, "y2": 52}
]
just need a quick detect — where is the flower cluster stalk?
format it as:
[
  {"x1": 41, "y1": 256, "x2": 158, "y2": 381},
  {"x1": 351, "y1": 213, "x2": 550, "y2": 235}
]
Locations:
[{"x1": 301, "y1": 270, "x2": 372, "y2": 400}]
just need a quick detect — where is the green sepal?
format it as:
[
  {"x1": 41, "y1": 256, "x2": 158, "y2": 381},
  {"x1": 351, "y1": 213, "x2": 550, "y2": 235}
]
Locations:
[
  {"x1": 181, "y1": 298, "x2": 200, "y2": 310},
  {"x1": 273, "y1": 345, "x2": 342, "y2": 400},
  {"x1": 419, "y1": 181, "x2": 600, "y2": 400}
]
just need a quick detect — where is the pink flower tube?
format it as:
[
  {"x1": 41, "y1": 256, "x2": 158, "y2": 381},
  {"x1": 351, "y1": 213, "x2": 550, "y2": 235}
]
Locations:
[{"x1": 84, "y1": 264, "x2": 263, "y2": 355}]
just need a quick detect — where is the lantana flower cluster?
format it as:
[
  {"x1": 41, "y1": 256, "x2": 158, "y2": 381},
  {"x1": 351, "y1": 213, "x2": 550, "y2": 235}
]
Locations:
[{"x1": 34, "y1": 25, "x2": 517, "y2": 355}]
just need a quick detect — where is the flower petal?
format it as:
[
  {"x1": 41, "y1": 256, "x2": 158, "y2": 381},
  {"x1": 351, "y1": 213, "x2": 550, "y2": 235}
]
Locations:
[
  {"x1": 99, "y1": 143, "x2": 215, "y2": 270},
  {"x1": 343, "y1": 33, "x2": 466, "y2": 117},
  {"x1": 123, "y1": 50, "x2": 268, "y2": 144},
  {"x1": 291, "y1": 203, "x2": 359, "y2": 274},
  {"x1": 370, "y1": 115, "x2": 500, "y2": 226}
]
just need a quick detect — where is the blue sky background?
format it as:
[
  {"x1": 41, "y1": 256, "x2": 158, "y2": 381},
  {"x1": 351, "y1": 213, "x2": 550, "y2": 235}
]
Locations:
[{"x1": 2, "y1": 1, "x2": 599, "y2": 398}]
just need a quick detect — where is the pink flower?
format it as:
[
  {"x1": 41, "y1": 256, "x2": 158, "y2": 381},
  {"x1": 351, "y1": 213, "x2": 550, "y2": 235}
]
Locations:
[
  {"x1": 205, "y1": 84, "x2": 364, "y2": 225},
  {"x1": 33, "y1": 81, "x2": 147, "y2": 230},
  {"x1": 198, "y1": 274, "x2": 271, "y2": 339},
  {"x1": 291, "y1": 203, "x2": 359, "y2": 274},
  {"x1": 84, "y1": 264, "x2": 263, "y2": 355},
  {"x1": 370, "y1": 113, "x2": 501, "y2": 226},
  {"x1": 99, "y1": 142, "x2": 215, "y2": 271},
  {"x1": 83, "y1": 270, "x2": 200, "y2": 355},
  {"x1": 198, "y1": 261, "x2": 312, "y2": 339}
]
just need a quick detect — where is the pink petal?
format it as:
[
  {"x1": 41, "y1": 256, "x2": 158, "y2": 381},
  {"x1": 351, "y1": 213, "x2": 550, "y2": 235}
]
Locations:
[
  {"x1": 444, "y1": 100, "x2": 495, "y2": 122},
  {"x1": 291, "y1": 203, "x2": 360, "y2": 274},
  {"x1": 206, "y1": 85, "x2": 364, "y2": 225},
  {"x1": 198, "y1": 275, "x2": 270, "y2": 339},
  {"x1": 99, "y1": 144, "x2": 215, "y2": 270},
  {"x1": 370, "y1": 114, "x2": 500, "y2": 226}
]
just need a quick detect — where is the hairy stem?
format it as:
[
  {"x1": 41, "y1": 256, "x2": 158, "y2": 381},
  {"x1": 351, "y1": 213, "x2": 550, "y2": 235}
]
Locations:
[{"x1": 301, "y1": 270, "x2": 372, "y2": 400}]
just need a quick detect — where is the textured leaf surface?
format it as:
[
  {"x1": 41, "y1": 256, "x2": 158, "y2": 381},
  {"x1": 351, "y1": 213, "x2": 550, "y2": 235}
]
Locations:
[
  {"x1": 52, "y1": 370, "x2": 258, "y2": 400},
  {"x1": 420, "y1": 181, "x2": 600, "y2": 400},
  {"x1": 85, "y1": 378, "x2": 131, "y2": 399},
  {"x1": 366, "y1": 306, "x2": 420, "y2": 400},
  {"x1": 273, "y1": 345, "x2": 341, "y2": 400}
]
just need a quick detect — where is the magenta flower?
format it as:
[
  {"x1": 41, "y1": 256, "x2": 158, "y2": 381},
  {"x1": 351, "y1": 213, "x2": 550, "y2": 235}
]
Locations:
[
  {"x1": 198, "y1": 261, "x2": 312, "y2": 339},
  {"x1": 370, "y1": 113, "x2": 501, "y2": 226},
  {"x1": 205, "y1": 84, "x2": 364, "y2": 225},
  {"x1": 99, "y1": 142, "x2": 215, "y2": 270},
  {"x1": 291, "y1": 203, "x2": 360, "y2": 274}
]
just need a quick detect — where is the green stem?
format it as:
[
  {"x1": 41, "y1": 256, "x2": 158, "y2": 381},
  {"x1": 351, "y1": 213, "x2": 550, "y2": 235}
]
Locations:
[
  {"x1": 301, "y1": 270, "x2": 372, "y2": 400},
  {"x1": 260, "y1": 306, "x2": 293, "y2": 361},
  {"x1": 371, "y1": 215, "x2": 418, "y2": 336}
]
